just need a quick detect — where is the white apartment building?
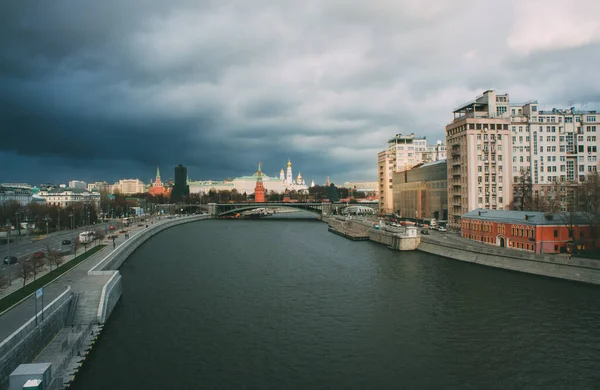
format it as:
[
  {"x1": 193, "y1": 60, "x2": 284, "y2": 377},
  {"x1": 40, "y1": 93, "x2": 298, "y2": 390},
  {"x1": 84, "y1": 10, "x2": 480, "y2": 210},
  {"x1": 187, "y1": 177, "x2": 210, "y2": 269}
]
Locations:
[
  {"x1": 113, "y1": 179, "x2": 145, "y2": 194},
  {"x1": 510, "y1": 103, "x2": 599, "y2": 205},
  {"x1": 38, "y1": 187, "x2": 101, "y2": 209},
  {"x1": 68, "y1": 180, "x2": 87, "y2": 190},
  {"x1": 446, "y1": 90, "x2": 513, "y2": 230},
  {"x1": 378, "y1": 133, "x2": 446, "y2": 215},
  {"x1": 87, "y1": 181, "x2": 111, "y2": 193}
]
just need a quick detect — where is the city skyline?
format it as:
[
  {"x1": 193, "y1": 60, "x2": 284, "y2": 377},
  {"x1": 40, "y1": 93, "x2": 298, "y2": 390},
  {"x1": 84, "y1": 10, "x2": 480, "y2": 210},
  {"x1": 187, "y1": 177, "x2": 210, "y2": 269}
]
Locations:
[{"x1": 2, "y1": 0, "x2": 600, "y2": 184}]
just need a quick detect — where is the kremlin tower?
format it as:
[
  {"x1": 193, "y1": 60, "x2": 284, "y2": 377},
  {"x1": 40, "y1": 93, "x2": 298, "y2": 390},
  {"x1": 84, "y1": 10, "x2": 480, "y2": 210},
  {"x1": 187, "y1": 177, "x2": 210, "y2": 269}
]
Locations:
[
  {"x1": 254, "y1": 162, "x2": 265, "y2": 203},
  {"x1": 149, "y1": 166, "x2": 168, "y2": 196}
]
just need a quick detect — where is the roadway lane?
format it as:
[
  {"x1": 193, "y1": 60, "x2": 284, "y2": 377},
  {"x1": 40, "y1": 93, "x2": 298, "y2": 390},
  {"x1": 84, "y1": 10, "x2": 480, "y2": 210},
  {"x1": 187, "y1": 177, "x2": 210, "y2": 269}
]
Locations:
[{"x1": 0, "y1": 222, "x2": 115, "y2": 281}]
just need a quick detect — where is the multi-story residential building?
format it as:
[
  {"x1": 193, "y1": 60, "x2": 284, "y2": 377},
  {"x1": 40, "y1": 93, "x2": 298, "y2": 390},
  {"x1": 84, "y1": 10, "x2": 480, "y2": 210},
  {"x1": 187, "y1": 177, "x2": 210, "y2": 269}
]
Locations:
[
  {"x1": 378, "y1": 149, "x2": 396, "y2": 214},
  {"x1": 378, "y1": 133, "x2": 446, "y2": 215},
  {"x1": 38, "y1": 187, "x2": 101, "y2": 209},
  {"x1": 446, "y1": 90, "x2": 513, "y2": 230},
  {"x1": 392, "y1": 160, "x2": 448, "y2": 222},
  {"x1": 509, "y1": 103, "x2": 599, "y2": 209},
  {"x1": 68, "y1": 180, "x2": 87, "y2": 190},
  {"x1": 113, "y1": 179, "x2": 145, "y2": 195},
  {"x1": 87, "y1": 181, "x2": 111, "y2": 193}
]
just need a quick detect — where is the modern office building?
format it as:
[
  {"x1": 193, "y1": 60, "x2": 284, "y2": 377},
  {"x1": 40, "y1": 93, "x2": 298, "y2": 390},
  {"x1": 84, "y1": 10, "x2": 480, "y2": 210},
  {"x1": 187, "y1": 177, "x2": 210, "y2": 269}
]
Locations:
[
  {"x1": 378, "y1": 133, "x2": 446, "y2": 215},
  {"x1": 446, "y1": 90, "x2": 514, "y2": 230},
  {"x1": 171, "y1": 164, "x2": 190, "y2": 202},
  {"x1": 392, "y1": 160, "x2": 448, "y2": 222}
]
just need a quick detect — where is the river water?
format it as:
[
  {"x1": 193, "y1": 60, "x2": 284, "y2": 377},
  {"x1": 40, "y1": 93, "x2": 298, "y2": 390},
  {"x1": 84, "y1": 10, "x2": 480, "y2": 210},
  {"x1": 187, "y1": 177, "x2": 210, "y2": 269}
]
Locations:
[{"x1": 72, "y1": 215, "x2": 600, "y2": 389}]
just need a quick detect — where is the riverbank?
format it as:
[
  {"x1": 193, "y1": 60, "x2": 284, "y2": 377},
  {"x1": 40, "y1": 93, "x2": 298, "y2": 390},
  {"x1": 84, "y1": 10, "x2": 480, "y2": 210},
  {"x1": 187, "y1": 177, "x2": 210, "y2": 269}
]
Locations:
[
  {"x1": 419, "y1": 232, "x2": 600, "y2": 285},
  {"x1": 0, "y1": 215, "x2": 209, "y2": 390}
]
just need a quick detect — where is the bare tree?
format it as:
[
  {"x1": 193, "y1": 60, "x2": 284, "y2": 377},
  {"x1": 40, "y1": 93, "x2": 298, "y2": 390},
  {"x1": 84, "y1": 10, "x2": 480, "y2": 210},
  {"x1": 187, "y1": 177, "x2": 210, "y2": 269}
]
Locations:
[
  {"x1": 16, "y1": 260, "x2": 33, "y2": 287},
  {"x1": 30, "y1": 254, "x2": 46, "y2": 281},
  {"x1": 511, "y1": 170, "x2": 533, "y2": 211},
  {"x1": 0, "y1": 275, "x2": 9, "y2": 290},
  {"x1": 579, "y1": 172, "x2": 600, "y2": 249},
  {"x1": 71, "y1": 237, "x2": 81, "y2": 256},
  {"x1": 45, "y1": 244, "x2": 64, "y2": 270}
]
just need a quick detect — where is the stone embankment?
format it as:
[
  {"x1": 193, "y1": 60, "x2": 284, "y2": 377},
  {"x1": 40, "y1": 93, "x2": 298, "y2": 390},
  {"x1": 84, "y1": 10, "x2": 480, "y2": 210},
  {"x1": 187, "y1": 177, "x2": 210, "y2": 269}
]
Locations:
[
  {"x1": 419, "y1": 234, "x2": 600, "y2": 285},
  {"x1": 324, "y1": 217, "x2": 420, "y2": 250}
]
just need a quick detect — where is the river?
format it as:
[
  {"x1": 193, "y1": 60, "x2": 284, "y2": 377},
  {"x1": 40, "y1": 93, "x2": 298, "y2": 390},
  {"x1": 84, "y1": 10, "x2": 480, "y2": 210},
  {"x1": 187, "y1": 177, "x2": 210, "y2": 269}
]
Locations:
[{"x1": 72, "y1": 215, "x2": 600, "y2": 389}]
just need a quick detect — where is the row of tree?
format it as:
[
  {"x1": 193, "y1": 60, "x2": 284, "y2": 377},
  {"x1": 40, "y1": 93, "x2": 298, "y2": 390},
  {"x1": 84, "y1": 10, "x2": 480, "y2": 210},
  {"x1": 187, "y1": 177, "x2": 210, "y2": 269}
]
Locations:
[{"x1": 0, "y1": 229, "x2": 106, "y2": 290}]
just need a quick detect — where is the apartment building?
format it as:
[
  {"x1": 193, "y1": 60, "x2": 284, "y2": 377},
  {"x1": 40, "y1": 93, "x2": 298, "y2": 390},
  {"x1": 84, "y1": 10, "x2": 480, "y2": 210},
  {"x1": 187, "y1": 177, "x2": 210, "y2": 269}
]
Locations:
[
  {"x1": 509, "y1": 103, "x2": 599, "y2": 209},
  {"x1": 378, "y1": 133, "x2": 446, "y2": 215},
  {"x1": 446, "y1": 90, "x2": 513, "y2": 230}
]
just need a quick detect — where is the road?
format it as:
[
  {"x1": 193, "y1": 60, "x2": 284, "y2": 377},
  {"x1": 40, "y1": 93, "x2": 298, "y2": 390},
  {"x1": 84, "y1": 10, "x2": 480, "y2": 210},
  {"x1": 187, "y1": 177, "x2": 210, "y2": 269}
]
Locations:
[{"x1": 0, "y1": 221, "x2": 120, "y2": 280}]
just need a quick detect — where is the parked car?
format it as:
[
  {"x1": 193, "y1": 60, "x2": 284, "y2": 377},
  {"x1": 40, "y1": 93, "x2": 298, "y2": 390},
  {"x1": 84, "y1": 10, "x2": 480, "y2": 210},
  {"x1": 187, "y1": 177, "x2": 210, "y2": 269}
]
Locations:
[
  {"x1": 109, "y1": 225, "x2": 116, "y2": 231},
  {"x1": 437, "y1": 226, "x2": 447, "y2": 232},
  {"x1": 62, "y1": 239, "x2": 72, "y2": 245},
  {"x1": 421, "y1": 229, "x2": 429, "y2": 235},
  {"x1": 33, "y1": 251, "x2": 45, "y2": 259},
  {"x1": 3, "y1": 256, "x2": 18, "y2": 265}
]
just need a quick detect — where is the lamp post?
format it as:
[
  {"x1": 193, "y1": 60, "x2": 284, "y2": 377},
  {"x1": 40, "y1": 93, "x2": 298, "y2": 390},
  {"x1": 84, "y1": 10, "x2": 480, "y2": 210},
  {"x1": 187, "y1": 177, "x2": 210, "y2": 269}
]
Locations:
[
  {"x1": 69, "y1": 213, "x2": 74, "y2": 231},
  {"x1": 6, "y1": 220, "x2": 11, "y2": 286},
  {"x1": 45, "y1": 215, "x2": 49, "y2": 236}
]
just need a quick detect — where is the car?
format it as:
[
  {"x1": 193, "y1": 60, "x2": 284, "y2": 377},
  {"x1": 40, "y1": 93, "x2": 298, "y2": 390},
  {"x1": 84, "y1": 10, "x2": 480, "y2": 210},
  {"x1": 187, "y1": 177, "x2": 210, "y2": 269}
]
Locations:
[
  {"x1": 109, "y1": 225, "x2": 116, "y2": 231},
  {"x1": 33, "y1": 251, "x2": 45, "y2": 259},
  {"x1": 62, "y1": 239, "x2": 72, "y2": 245},
  {"x1": 3, "y1": 256, "x2": 18, "y2": 265},
  {"x1": 420, "y1": 229, "x2": 429, "y2": 235},
  {"x1": 437, "y1": 226, "x2": 447, "y2": 232}
]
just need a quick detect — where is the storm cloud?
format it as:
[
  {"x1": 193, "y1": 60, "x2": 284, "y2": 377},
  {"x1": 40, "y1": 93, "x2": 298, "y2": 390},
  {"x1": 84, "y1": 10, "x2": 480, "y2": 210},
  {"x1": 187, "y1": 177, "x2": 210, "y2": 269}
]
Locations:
[{"x1": 1, "y1": 0, "x2": 599, "y2": 185}]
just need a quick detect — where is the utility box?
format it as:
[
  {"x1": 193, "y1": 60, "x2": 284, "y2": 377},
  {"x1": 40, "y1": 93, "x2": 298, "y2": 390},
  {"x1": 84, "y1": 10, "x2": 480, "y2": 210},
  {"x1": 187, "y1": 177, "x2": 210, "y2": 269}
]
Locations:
[{"x1": 9, "y1": 363, "x2": 52, "y2": 390}]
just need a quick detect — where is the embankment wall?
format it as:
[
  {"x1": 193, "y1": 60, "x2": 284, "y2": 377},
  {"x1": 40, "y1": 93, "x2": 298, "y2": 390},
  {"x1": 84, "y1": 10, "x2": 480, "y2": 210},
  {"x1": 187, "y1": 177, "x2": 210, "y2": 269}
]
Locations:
[
  {"x1": 418, "y1": 239, "x2": 600, "y2": 285},
  {"x1": 0, "y1": 288, "x2": 73, "y2": 390}
]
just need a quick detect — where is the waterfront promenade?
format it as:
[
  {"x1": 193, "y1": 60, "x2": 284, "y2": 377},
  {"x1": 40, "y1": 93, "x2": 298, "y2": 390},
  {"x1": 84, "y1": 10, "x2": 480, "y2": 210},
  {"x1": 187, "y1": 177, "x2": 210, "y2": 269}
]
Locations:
[{"x1": 0, "y1": 215, "x2": 209, "y2": 389}]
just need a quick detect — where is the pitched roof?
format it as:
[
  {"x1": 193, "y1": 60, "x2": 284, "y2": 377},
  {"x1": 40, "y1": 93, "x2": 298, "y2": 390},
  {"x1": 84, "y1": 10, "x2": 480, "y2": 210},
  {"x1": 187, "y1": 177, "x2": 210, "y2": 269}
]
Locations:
[{"x1": 462, "y1": 208, "x2": 594, "y2": 225}]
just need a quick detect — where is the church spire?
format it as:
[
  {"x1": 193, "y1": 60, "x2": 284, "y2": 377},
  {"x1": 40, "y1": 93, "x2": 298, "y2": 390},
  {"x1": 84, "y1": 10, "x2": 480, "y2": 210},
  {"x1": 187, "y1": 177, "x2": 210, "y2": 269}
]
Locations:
[{"x1": 156, "y1": 166, "x2": 161, "y2": 180}]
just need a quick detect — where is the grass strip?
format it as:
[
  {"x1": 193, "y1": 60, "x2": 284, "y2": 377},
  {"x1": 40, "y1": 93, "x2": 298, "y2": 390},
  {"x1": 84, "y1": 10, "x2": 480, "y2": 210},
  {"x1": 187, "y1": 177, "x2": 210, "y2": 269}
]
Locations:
[{"x1": 0, "y1": 245, "x2": 106, "y2": 313}]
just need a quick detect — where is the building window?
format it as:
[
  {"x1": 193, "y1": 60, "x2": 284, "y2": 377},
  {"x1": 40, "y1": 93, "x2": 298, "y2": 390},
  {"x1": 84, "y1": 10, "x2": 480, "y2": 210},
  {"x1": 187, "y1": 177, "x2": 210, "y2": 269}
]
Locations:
[{"x1": 554, "y1": 229, "x2": 558, "y2": 238}]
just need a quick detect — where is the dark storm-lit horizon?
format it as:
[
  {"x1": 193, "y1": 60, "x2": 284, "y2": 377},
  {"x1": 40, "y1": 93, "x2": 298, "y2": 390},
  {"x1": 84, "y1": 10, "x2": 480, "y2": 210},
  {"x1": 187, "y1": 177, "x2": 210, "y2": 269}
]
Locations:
[{"x1": 1, "y1": 0, "x2": 600, "y2": 184}]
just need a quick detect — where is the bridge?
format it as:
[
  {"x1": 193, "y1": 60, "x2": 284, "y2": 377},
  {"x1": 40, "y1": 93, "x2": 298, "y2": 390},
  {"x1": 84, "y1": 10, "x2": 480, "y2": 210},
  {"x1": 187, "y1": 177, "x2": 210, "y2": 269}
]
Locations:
[
  {"x1": 209, "y1": 202, "x2": 340, "y2": 217},
  {"x1": 153, "y1": 202, "x2": 379, "y2": 217}
]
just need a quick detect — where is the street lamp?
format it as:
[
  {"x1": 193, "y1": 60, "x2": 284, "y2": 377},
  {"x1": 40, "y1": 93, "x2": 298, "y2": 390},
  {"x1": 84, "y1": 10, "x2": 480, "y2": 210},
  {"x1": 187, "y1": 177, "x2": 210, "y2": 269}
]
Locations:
[
  {"x1": 69, "y1": 213, "x2": 74, "y2": 231},
  {"x1": 5, "y1": 220, "x2": 11, "y2": 286}
]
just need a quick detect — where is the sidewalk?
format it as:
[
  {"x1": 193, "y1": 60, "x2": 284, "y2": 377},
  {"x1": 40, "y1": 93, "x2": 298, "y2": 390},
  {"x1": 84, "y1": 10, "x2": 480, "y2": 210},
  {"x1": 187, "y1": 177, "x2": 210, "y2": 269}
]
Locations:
[{"x1": 0, "y1": 224, "x2": 147, "y2": 341}]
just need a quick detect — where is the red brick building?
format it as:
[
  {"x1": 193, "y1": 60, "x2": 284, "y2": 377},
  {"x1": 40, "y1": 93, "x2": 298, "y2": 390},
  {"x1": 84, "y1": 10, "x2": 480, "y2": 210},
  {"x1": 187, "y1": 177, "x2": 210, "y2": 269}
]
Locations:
[{"x1": 461, "y1": 209, "x2": 598, "y2": 254}]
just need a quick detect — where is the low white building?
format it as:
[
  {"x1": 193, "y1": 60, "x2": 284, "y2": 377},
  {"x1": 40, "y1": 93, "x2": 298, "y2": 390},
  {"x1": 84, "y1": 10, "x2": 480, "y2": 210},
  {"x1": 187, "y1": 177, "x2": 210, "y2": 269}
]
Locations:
[
  {"x1": 38, "y1": 187, "x2": 101, "y2": 209},
  {"x1": 0, "y1": 186, "x2": 33, "y2": 205}
]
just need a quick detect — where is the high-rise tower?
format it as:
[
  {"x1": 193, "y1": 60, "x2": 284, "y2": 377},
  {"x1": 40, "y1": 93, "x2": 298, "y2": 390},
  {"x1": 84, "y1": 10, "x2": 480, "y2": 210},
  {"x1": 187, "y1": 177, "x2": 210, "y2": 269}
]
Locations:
[{"x1": 254, "y1": 162, "x2": 265, "y2": 203}]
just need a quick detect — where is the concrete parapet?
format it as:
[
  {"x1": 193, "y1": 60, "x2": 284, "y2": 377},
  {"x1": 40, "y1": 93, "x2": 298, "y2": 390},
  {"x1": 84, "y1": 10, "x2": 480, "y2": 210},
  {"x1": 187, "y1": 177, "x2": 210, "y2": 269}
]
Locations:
[
  {"x1": 96, "y1": 272, "x2": 122, "y2": 324},
  {"x1": 0, "y1": 288, "x2": 73, "y2": 390}
]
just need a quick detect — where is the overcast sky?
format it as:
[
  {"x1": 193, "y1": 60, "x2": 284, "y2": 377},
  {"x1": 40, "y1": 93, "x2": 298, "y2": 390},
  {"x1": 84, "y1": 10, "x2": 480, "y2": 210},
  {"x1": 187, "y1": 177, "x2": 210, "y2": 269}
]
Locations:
[{"x1": 1, "y1": 0, "x2": 599, "y2": 186}]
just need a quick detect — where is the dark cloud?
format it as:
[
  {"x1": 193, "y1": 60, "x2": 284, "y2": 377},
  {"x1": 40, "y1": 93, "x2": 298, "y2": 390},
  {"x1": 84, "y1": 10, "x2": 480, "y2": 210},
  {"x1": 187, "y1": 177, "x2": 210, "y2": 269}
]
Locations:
[{"x1": 1, "y1": 0, "x2": 599, "y2": 186}]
